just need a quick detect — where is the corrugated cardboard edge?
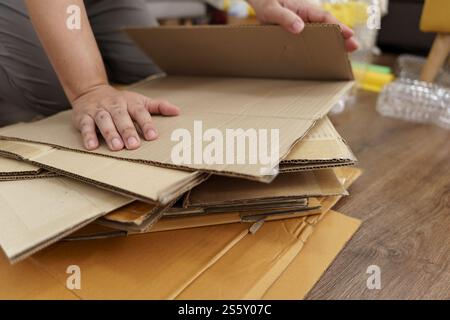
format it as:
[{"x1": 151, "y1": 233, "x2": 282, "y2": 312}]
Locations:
[
  {"x1": 0, "y1": 148, "x2": 207, "y2": 205},
  {"x1": 67, "y1": 168, "x2": 361, "y2": 238},
  {"x1": 0, "y1": 83, "x2": 354, "y2": 184},
  {"x1": 0, "y1": 171, "x2": 59, "y2": 181},
  {"x1": 184, "y1": 169, "x2": 347, "y2": 208},
  {"x1": 96, "y1": 197, "x2": 180, "y2": 233},
  {"x1": 278, "y1": 161, "x2": 355, "y2": 173}
]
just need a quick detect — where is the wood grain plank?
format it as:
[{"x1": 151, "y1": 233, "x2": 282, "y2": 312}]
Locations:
[{"x1": 306, "y1": 56, "x2": 450, "y2": 299}]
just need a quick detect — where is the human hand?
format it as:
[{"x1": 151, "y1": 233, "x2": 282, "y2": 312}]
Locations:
[
  {"x1": 248, "y1": 0, "x2": 358, "y2": 52},
  {"x1": 71, "y1": 85, "x2": 180, "y2": 151}
]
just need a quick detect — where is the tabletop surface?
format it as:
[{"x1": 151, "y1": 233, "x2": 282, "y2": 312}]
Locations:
[{"x1": 306, "y1": 69, "x2": 450, "y2": 299}]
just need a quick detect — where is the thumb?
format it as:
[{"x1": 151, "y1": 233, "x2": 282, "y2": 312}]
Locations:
[{"x1": 261, "y1": 4, "x2": 305, "y2": 33}]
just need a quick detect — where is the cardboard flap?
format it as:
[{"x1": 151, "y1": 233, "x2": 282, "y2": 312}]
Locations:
[
  {"x1": 186, "y1": 169, "x2": 346, "y2": 207},
  {"x1": 0, "y1": 140, "x2": 206, "y2": 204},
  {"x1": 125, "y1": 24, "x2": 354, "y2": 80},
  {"x1": 0, "y1": 177, "x2": 131, "y2": 263},
  {"x1": 283, "y1": 116, "x2": 357, "y2": 163},
  {"x1": 0, "y1": 77, "x2": 353, "y2": 180},
  {"x1": 0, "y1": 156, "x2": 40, "y2": 176}
]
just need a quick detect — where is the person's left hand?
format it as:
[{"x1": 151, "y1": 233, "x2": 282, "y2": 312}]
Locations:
[{"x1": 248, "y1": 0, "x2": 358, "y2": 52}]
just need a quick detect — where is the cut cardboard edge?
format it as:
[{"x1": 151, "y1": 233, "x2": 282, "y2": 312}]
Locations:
[
  {"x1": 278, "y1": 161, "x2": 355, "y2": 173},
  {"x1": 97, "y1": 198, "x2": 179, "y2": 233},
  {"x1": 67, "y1": 167, "x2": 361, "y2": 238},
  {"x1": 0, "y1": 78, "x2": 354, "y2": 183},
  {"x1": 0, "y1": 171, "x2": 59, "y2": 181},
  {"x1": 0, "y1": 155, "x2": 41, "y2": 175},
  {"x1": 0, "y1": 146, "x2": 207, "y2": 205},
  {"x1": 184, "y1": 169, "x2": 347, "y2": 208},
  {"x1": 125, "y1": 24, "x2": 354, "y2": 81}
]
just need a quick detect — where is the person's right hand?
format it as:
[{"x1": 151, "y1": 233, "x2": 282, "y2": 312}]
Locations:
[{"x1": 71, "y1": 84, "x2": 180, "y2": 151}]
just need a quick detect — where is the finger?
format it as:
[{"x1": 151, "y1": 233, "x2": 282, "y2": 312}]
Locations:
[
  {"x1": 94, "y1": 109, "x2": 124, "y2": 151},
  {"x1": 261, "y1": 3, "x2": 304, "y2": 33},
  {"x1": 78, "y1": 115, "x2": 99, "y2": 150},
  {"x1": 109, "y1": 104, "x2": 141, "y2": 150},
  {"x1": 345, "y1": 38, "x2": 359, "y2": 52},
  {"x1": 146, "y1": 99, "x2": 181, "y2": 116},
  {"x1": 129, "y1": 103, "x2": 158, "y2": 141},
  {"x1": 301, "y1": 5, "x2": 357, "y2": 51}
]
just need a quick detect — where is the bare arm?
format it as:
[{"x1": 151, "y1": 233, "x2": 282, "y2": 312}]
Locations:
[{"x1": 25, "y1": 0, "x2": 180, "y2": 151}]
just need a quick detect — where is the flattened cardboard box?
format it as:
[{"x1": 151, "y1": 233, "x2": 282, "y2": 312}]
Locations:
[
  {"x1": 97, "y1": 198, "x2": 319, "y2": 233},
  {"x1": 0, "y1": 177, "x2": 132, "y2": 263},
  {"x1": 0, "y1": 114, "x2": 353, "y2": 205},
  {"x1": 0, "y1": 210, "x2": 360, "y2": 300},
  {"x1": 0, "y1": 25, "x2": 354, "y2": 182},
  {"x1": 74, "y1": 167, "x2": 361, "y2": 237},
  {"x1": 185, "y1": 168, "x2": 346, "y2": 207},
  {"x1": 0, "y1": 168, "x2": 361, "y2": 299},
  {"x1": 100, "y1": 167, "x2": 345, "y2": 231}
]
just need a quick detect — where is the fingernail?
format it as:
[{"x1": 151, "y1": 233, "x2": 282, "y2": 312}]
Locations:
[
  {"x1": 111, "y1": 138, "x2": 123, "y2": 150},
  {"x1": 146, "y1": 128, "x2": 158, "y2": 140},
  {"x1": 86, "y1": 139, "x2": 96, "y2": 150},
  {"x1": 127, "y1": 136, "x2": 139, "y2": 148},
  {"x1": 291, "y1": 20, "x2": 304, "y2": 33}
]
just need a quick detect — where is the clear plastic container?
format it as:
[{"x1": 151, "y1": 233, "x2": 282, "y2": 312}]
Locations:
[
  {"x1": 377, "y1": 78, "x2": 450, "y2": 130},
  {"x1": 396, "y1": 54, "x2": 450, "y2": 87}
]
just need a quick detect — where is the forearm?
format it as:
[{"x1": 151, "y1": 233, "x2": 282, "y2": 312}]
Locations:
[{"x1": 25, "y1": 0, "x2": 107, "y2": 102}]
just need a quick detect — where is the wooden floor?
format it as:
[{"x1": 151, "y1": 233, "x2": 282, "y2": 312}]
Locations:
[{"x1": 307, "y1": 58, "x2": 450, "y2": 299}]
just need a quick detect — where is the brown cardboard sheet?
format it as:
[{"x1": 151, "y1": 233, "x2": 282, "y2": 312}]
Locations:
[
  {"x1": 0, "y1": 25, "x2": 353, "y2": 182},
  {"x1": 76, "y1": 167, "x2": 361, "y2": 236},
  {"x1": 97, "y1": 199, "x2": 179, "y2": 233},
  {"x1": 125, "y1": 25, "x2": 353, "y2": 81},
  {"x1": 0, "y1": 140, "x2": 207, "y2": 204},
  {"x1": 0, "y1": 177, "x2": 132, "y2": 263},
  {"x1": 173, "y1": 171, "x2": 362, "y2": 299},
  {"x1": 281, "y1": 116, "x2": 356, "y2": 166},
  {"x1": 0, "y1": 171, "x2": 58, "y2": 181},
  {"x1": 0, "y1": 166, "x2": 360, "y2": 298},
  {"x1": 89, "y1": 167, "x2": 361, "y2": 234},
  {"x1": 0, "y1": 209, "x2": 359, "y2": 299},
  {"x1": 262, "y1": 210, "x2": 361, "y2": 299},
  {"x1": 97, "y1": 198, "x2": 318, "y2": 233},
  {"x1": 30, "y1": 223, "x2": 251, "y2": 299},
  {"x1": 175, "y1": 210, "x2": 360, "y2": 299},
  {"x1": 0, "y1": 156, "x2": 41, "y2": 176},
  {"x1": 185, "y1": 169, "x2": 346, "y2": 207}
]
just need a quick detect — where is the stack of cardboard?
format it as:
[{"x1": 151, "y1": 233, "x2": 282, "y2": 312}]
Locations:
[{"x1": 0, "y1": 25, "x2": 361, "y2": 299}]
